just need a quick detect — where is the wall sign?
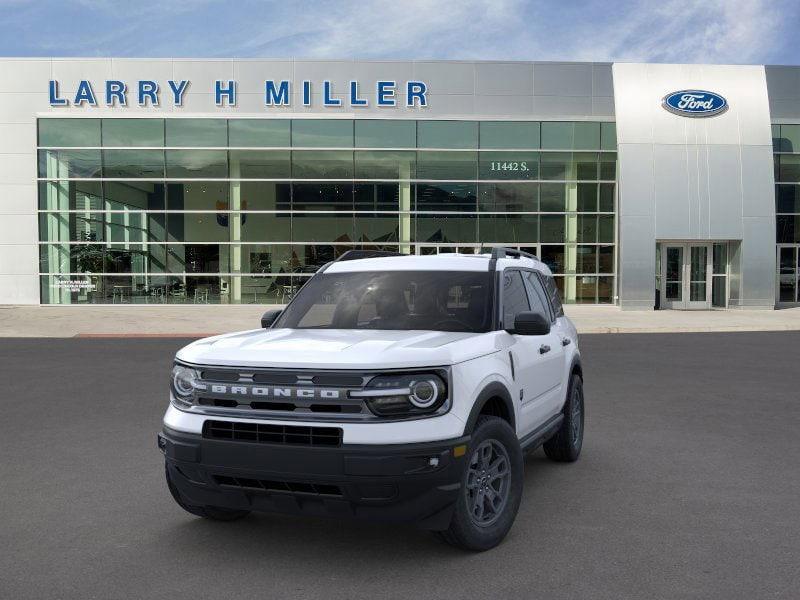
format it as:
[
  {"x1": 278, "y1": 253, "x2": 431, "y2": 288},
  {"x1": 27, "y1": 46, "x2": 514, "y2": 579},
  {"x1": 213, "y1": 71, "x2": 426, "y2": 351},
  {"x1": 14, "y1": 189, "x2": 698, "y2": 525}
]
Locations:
[
  {"x1": 48, "y1": 79, "x2": 428, "y2": 108},
  {"x1": 662, "y1": 90, "x2": 728, "y2": 117}
]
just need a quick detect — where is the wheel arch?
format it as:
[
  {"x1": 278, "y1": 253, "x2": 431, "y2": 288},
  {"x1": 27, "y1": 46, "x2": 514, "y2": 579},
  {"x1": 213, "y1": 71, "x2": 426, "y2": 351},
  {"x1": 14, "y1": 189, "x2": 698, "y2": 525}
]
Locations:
[{"x1": 463, "y1": 381, "x2": 516, "y2": 435}]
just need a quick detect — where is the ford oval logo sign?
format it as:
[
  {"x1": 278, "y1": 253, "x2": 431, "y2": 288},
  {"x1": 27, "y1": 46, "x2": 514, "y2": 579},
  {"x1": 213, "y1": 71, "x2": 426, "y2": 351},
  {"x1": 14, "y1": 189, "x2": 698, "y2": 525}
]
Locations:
[{"x1": 662, "y1": 90, "x2": 728, "y2": 117}]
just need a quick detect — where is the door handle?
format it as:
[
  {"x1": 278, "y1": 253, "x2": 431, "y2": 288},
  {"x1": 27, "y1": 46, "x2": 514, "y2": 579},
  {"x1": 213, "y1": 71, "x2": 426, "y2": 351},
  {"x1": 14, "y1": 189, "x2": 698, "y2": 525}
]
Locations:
[
  {"x1": 561, "y1": 338, "x2": 571, "y2": 346},
  {"x1": 539, "y1": 344, "x2": 551, "y2": 354}
]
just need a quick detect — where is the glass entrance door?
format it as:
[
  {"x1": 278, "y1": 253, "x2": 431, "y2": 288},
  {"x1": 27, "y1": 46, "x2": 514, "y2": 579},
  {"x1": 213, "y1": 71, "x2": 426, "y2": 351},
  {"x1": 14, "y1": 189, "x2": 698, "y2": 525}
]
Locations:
[{"x1": 659, "y1": 243, "x2": 712, "y2": 309}]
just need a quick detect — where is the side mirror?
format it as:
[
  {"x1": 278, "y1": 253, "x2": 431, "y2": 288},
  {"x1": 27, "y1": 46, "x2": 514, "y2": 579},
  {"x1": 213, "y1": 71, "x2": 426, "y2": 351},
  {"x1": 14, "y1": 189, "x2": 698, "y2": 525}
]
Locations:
[
  {"x1": 261, "y1": 309, "x2": 283, "y2": 329},
  {"x1": 508, "y1": 311, "x2": 550, "y2": 336}
]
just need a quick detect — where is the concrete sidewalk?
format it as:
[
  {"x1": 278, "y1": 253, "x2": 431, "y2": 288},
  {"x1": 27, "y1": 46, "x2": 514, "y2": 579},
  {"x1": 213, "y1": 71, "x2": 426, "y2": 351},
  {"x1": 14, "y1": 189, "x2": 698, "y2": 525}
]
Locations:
[{"x1": 3, "y1": 303, "x2": 800, "y2": 337}]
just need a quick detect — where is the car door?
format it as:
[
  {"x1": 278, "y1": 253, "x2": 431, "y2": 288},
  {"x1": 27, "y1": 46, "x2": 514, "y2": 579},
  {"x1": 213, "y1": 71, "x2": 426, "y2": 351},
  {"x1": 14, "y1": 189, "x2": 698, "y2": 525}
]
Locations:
[
  {"x1": 522, "y1": 270, "x2": 568, "y2": 418},
  {"x1": 500, "y1": 269, "x2": 562, "y2": 437}
]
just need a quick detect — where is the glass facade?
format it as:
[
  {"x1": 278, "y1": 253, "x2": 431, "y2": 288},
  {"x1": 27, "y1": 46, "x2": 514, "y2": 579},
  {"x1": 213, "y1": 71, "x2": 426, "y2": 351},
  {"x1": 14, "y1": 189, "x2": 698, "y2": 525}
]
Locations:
[
  {"x1": 774, "y1": 124, "x2": 800, "y2": 303},
  {"x1": 37, "y1": 118, "x2": 617, "y2": 304}
]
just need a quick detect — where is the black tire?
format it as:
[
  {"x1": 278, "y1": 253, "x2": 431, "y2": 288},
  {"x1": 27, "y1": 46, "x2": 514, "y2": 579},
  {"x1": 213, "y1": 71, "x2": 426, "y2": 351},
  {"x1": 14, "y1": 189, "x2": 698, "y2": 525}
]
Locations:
[
  {"x1": 543, "y1": 374, "x2": 584, "y2": 462},
  {"x1": 165, "y1": 464, "x2": 250, "y2": 522},
  {"x1": 437, "y1": 416, "x2": 523, "y2": 551}
]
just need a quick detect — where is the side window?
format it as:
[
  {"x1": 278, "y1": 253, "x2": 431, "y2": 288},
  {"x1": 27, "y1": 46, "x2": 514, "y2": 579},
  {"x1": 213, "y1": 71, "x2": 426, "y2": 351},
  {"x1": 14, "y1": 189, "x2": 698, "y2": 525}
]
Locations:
[
  {"x1": 522, "y1": 271, "x2": 552, "y2": 321},
  {"x1": 541, "y1": 273, "x2": 564, "y2": 318},
  {"x1": 501, "y1": 270, "x2": 530, "y2": 328}
]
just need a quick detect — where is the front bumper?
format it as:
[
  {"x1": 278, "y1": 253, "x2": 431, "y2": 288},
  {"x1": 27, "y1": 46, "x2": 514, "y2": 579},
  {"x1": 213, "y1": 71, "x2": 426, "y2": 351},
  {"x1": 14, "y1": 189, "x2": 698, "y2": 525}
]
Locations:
[{"x1": 159, "y1": 426, "x2": 470, "y2": 530}]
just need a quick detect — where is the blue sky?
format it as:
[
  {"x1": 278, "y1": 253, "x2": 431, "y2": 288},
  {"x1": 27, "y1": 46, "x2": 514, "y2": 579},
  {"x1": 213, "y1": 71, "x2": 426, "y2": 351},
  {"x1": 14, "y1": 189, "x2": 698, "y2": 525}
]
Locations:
[{"x1": 2, "y1": 0, "x2": 798, "y2": 65}]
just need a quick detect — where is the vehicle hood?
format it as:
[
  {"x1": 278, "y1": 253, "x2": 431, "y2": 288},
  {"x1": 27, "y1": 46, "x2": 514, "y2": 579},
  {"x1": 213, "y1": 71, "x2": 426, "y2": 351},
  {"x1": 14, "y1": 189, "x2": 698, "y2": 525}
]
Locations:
[{"x1": 176, "y1": 328, "x2": 499, "y2": 369}]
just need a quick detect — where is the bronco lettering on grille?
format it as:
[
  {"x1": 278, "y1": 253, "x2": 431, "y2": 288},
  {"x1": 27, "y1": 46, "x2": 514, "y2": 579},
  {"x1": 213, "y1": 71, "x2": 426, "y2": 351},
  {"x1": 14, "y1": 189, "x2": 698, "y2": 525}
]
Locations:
[{"x1": 208, "y1": 384, "x2": 342, "y2": 401}]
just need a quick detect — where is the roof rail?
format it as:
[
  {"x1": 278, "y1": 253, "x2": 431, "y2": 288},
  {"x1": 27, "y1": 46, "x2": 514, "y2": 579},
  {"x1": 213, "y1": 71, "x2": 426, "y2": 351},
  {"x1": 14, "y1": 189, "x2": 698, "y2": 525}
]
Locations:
[
  {"x1": 483, "y1": 246, "x2": 540, "y2": 261},
  {"x1": 335, "y1": 249, "x2": 404, "y2": 262}
]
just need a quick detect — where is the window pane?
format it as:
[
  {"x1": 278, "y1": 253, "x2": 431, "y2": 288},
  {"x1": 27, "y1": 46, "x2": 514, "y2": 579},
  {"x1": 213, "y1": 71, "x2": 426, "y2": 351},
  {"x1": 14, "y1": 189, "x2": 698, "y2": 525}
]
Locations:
[
  {"x1": 102, "y1": 119, "x2": 164, "y2": 147},
  {"x1": 38, "y1": 149, "x2": 102, "y2": 178},
  {"x1": 165, "y1": 119, "x2": 227, "y2": 147},
  {"x1": 575, "y1": 275, "x2": 597, "y2": 303},
  {"x1": 575, "y1": 153, "x2": 599, "y2": 180},
  {"x1": 479, "y1": 122, "x2": 540, "y2": 149},
  {"x1": 780, "y1": 125, "x2": 800, "y2": 153},
  {"x1": 540, "y1": 152, "x2": 570, "y2": 180},
  {"x1": 776, "y1": 215, "x2": 800, "y2": 243},
  {"x1": 501, "y1": 271, "x2": 531, "y2": 326},
  {"x1": 776, "y1": 185, "x2": 800, "y2": 213},
  {"x1": 167, "y1": 182, "x2": 229, "y2": 211},
  {"x1": 166, "y1": 150, "x2": 227, "y2": 178},
  {"x1": 239, "y1": 181, "x2": 291, "y2": 210},
  {"x1": 105, "y1": 181, "x2": 165, "y2": 211},
  {"x1": 479, "y1": 152, "x2": 539, "y2": 179},
  {"x1": 541, "y1": 122, "x2": 573, "y2": 150},
  {"x1": 577, "y1": 183, "x2": 598, "y2": 212},
  {"x1": 599, "y1": 215, "x2": 614, "y2": 242},
  {"x1": 39, "y1": 119, "x2": 100, "y2": 147},
  {"x1": 779, "y1": 155, "x2": 800, "y2": 182},
  {"x1": 576, "y1": 245, "x2": 597, "y2": 273},
  {"x1": 167, "y1": 244, "x2": 228, "y2": 273},
  {"x1": 415, "y1": 183, "x2": 477, "y2": 211},
  {"x1": 355, "y1": 120, "x2": 415, "y2": 148},
  {"x1": 291, "y1": 120, "x2": 353, "y2": 147},
  {"x1": 39, "y1": 212, "x2": 104, "y2": 243},
  {"x1": 540, "y1": 215, "x2": 566, "y2": 243},
  {"x1": 600, "y1": 153, "x2": 616, "y2": 180},
  {"x1": 103, "y1": 149, "x2": 164, "y2": 178},
  {"x1": 415, "y1": 214, "x2": 477, "y2": 243},
  {"x1": 541, "y1": 245, "x2": 565, "y2": 273},
  {"x1": 355, "y1": 213, "x2": 400, "y2": 243},
  {"x1": 599, "y1": 183, "x2": 615, "y2": 212},
  {"x1": 292, "y1": 183, "x2": 354, "y2": 211},
  {"x1": 574, "y1": 122, "x2": 601, "y2": 150},
  {"x1": 229, "y1": 150, "x2": 290, "y2": 178},
  {"x1": 292, "y1": 150, "x2": 353, "y2": 178},
  {"x1": 240, "y1": 212, "x2": 292, "y2": 242},
  {"x1": 229, "y1": 119, "x2": 290, "y2": 147},
  {"x1": 600, "y1": 123, "x2": 617, "y2": 151},
  {"x1": 417, "y1": 121, "x2": 478, "y2": 149},
  {"x1": 293, "y1": 213, "x2": 354, "y2": 242},
  {"x1": 354, "y1": 183, "x2": 402, "y2": 211},
  {"x1": 354, "y1": 151, "x2": 415, "y2": 179},
  {"x1": 39, "y1": 181, "x2": 104, "y2": 210},
  {"x1": 598, "y1": 245, "x2": 614, "y2": 273},
  {"x1": 167, "y1": 213, "x2": 230, "y2": 242},
  {"x1": 478, "y1": 183, "x2": 538, "y2": 212},
  {"x1": 577, "y1": 214, "x2": 597, "y2": 243},
  {"x1": 597, "y1": 276, "x2": 613, "y2": 303},
  {"x1": 416, "y1": 151, "x2": 477, "y2": 179},
  {"x1": 540, "y1": 183, "x2": 566, "y2": 212},
  {"x1": 478, "y1": 214, "x2": 538, "y2": 243},
  {"x1": 713, "y1": 243, "x2": 727, "y2": 274}
]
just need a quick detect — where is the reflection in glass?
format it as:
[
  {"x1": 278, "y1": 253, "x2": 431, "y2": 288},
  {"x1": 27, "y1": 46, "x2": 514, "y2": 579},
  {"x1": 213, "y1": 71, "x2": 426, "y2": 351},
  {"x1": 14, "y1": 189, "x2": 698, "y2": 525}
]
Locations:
[
  {"x1": 416, "y1": 151, "x2": 477, "y2": 180},
  {"x1": 415, "y1": 183, "x2": 477, "y2": 211},
  {"x1": 292, "y1": 183, "x2": 354, "y2": 210},
  {"x1": 292, "y1": 150, "x2": 353, "y2": 178},
  {"x1": 415, "y1": 214, "x2": 477, "y2": 243},
  {"x1": 229, "y1": 150, "x2": 290, "y2": 178},
  {"x1": 39, "y1": 119, "x2": 100, "y2": 147},
  {"x1": 354, "y1": 151, "x2": 415, "y2": 179},
  {"x1": 478, "y1": 214, "x2": 538, "y2": 243},
  {"x1": 292, "y1": 120, "x2": 353, "y2": 147},
  {"x1": 229, "y1": 120, "x2": 290, "y2": 147},
  {"x1": 479, "y1": 122, "x2": 540, "y2": 149},
  {"x1": 354, "y1": 120, "x2": 415, "y2": 148},
  {"x1": 38, "y1": 149, "x2": 102, "y2": 178},
  {"x1": 165, "y1": 119, "x2": 227, "y2": 147},
  {"x1": 478, "y1": 183, "x2": 538, "y2": 212},
  {"x1": 417, "y1": 121, "x2": 478, "y2": 149},
  {"x1": 103, "y1": 119, "x2": 164, "y2": 147},
  {"x1": 103, "y1": 150, "x2": 164, "y2": 178},
  {"x1": 166, "y1": 150, "x2": 227, "y2": 178}
]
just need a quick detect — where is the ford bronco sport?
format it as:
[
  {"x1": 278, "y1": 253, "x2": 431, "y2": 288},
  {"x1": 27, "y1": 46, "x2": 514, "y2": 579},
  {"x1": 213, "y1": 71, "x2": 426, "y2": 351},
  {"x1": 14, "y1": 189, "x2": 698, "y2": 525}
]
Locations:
[{"x1": 159, "y1": 248, "x2": 584, "y2": 551}]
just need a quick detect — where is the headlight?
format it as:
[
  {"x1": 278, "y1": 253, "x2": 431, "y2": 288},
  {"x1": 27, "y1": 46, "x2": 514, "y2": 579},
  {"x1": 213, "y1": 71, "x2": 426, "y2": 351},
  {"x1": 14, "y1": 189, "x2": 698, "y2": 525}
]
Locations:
[
  {"x1": 171, "y1": 364, "x2": 200, "y2": 407},
  {"x1": 351, "y1": 371, "x2": 448, "y2": 418}
]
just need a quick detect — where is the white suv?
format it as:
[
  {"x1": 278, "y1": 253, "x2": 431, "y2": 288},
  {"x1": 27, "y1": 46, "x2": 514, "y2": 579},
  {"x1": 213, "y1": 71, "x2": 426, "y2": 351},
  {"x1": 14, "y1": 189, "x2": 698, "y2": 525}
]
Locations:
[{"x1": 159, "y1": 248, "x2": 584, "y2": 551}]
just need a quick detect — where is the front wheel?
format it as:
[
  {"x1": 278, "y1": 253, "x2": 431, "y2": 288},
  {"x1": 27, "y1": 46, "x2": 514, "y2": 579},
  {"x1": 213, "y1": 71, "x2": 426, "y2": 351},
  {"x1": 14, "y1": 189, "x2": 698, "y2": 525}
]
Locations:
[
  {"x1": 165, "y1": 464, "x2": 251, "y2": 521},
  {"x1": 437, "y1": 416, "x2": 523, "y2": 551},
  {"x1": 543, "y1": 374, "x2": 584, "y2": 462}
]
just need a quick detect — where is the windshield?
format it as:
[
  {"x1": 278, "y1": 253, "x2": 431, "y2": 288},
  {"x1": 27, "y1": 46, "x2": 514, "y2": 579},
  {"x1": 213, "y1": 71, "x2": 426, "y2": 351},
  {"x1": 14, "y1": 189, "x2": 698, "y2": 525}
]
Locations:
[{"x1": 276, "y1": 270, "x2": 494, "y2": 332}]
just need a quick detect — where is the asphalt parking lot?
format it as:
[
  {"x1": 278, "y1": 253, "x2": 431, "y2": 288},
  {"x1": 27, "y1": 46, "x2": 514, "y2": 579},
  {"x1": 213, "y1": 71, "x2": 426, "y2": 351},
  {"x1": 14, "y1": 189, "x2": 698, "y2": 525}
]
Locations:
[{"x1": 2, "y1": 332, "x2": 799, "y2": 600}]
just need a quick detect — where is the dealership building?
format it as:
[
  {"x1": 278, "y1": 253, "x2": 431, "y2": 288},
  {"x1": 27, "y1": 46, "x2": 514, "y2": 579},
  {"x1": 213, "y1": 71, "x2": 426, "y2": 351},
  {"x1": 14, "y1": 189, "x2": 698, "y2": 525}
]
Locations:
[{"x1": 1, "y1": 58, "x2": 799, "y2": 309}]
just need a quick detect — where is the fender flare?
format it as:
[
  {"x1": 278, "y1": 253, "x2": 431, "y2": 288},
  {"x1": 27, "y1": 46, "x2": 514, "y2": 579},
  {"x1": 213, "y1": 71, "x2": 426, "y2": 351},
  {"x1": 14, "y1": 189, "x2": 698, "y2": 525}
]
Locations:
[{"x1": 463, "y1": 381, "x2": 516, "y2": 435}]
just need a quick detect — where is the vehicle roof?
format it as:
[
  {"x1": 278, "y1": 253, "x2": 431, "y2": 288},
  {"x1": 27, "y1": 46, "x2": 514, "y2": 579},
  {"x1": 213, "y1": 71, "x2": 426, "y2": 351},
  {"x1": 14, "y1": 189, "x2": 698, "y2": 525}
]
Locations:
[{"x1": 324, "y1": 253, "x2": 553, "y2": 276}]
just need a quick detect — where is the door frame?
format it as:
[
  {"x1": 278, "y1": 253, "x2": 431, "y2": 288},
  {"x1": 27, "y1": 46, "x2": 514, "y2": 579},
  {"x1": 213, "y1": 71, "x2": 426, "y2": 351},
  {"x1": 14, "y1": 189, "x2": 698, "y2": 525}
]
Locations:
[{"x1": 659, "y1": 241, "x2": 713, "y2": 310}]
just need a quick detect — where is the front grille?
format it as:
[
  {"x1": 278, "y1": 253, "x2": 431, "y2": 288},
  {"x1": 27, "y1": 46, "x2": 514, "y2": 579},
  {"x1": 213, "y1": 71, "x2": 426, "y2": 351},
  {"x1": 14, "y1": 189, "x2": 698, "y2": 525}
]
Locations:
[
  {"x1": 213, "y1": 475, "x2": 343, "y2": 497},
  {"x1": 203, "y1": 420, "x2": 343, "y2": 447}
]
